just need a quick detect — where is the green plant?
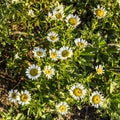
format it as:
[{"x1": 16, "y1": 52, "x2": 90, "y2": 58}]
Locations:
[{"x1": 0, "y1": 0, "x2": 120, "y2": 120}]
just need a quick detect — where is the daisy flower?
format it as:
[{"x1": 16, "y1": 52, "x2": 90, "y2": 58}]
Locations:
[
  {"x1": 49, "y1": 49, "x2": 58, "y2": 61},
  {"x1": 65, "y1": 14, "x2": 81, "y2": 27},
  {"x1": 32, "y1": 47, "x2": 46, "y2": 58},
  {"x1": 47, "y1": 32, "x2": 59, "y2": 42},
  {"x1": 52, "y1": 10, "x2": 64, "y2": 20},
  {"x1": 18, "y1": 90, "x2": 31, "y2": 105},
  {"x1": 26, "y1": 64, "x2": 41, "y2": 80},
  {"x1": 52, "y1": 5, "x2": 64, "y2": 20},
  {"x1": 43, "y1": 65, "x2": 55, "y2": 79},
  {"x1": 56, "y1": 102, "x2": 68, "y2": 115},
  {"x1": 58, "y1": 46, "x2": 73, "y2": 60},
  {"x1": 69, "y1": 84, "x2": 87, "y2": 100},
  {"x1": 94, "y1": 5, "x2": 107, "y2": 19},
  {"x1": 8, "y1": 89, "x2": 20, "y2": 103},
  {"x1": 74, "y1": 38, "x2": 88, "y2": 48},
  {"x1": 95, "y1": 65, "x2": 104, "y2": 75},
  {"x1": 28, "y1": 9, "x2": 35, "y2": 18},
  {"x1": 90, "y1": 91, "x2": 104, "y2": 108}
]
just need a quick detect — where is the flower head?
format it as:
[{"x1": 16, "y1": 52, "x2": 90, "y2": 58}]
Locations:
[
  {"x1": 56, "y1": 102, "x2": 68, "y2": 115},
  {"x1": 43, "y1": 65, "x2": 55, "y2": 79},
  {"x1": 18, "y1": 90, "x2": 31, "y2": 105},
  {"x1": 58, "y1": 46, "x2": 73, "y2": 60},
  {"x1": 66, "y1": 14, "x2": 81, "y2": 27},
  {"x1": 52, "y1": 5, "x2": 64, "y2": 20},
  {"x1": 28, "y1": 9, "x2": 35, "y2": 18},
  {"x1": 95, "y1": 65, "x2": 104, "y2": 75},
  {"x1": 94, "y1": 5, "x2": 107, "y2": 19},
  {"x1": 32, "y1": 47, "x2": 46, "y2": 58},
  {"x1": 90, "y1": 91, "x2": 104, "y2": 108},
  {"x1": 8, "y1": 89, "x2": 20, "y2": 103},
  {"x1": 49, "y1": 49, "x2": 59, "y2": 61},
  {"x1": 26, "y1": 64, "x2": 41, "y2": 80},
  {"x1": 69, "y1": 84, "x2": 87, "y2": 100},
  {"x1": 74, "y1": 38, "x2": 88, "y2": 48},
  {"x1": 47, "y1": 32, "x2": 59, "y2": 42}
]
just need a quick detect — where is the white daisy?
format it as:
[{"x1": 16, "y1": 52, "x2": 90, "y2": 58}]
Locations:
[
  {"x1": 8, "y1": 89, "x2": 20, "y2": 103},
  {"x1": 58, "y1": 46, "x2": 73, "y2": 60},
  {"x1": 26, "y1": 64, "x2": 41, "y2": 80},
  {"x1": 52, "y1": 10, "x2": 64, "y2": 20},
  {"x1": 94, "y1": 5, "x2": 107, "y2": 19},
  {"x1": 28, "y1": 9, "x2": 35, "y2": 18},
  {"x1": 74, "y1": 38, "x2": 88, "y2": 48},
  {"x1": 18, "y1": 90, "x2": 31, "y2": 105},
  {"x1": 56, "y1": 102, "x2": 68, "y2": 115},
  {"x1": 95, "y1": 65, "x2": 104, "y2": 75},
  {"x1": 49, "y1": 49, "x2": 58, "y2": 61},
  {"x1": 47, "y1": 32, "x2": 59, "y2": 42},
  {"x1": 43, "y1": 65, "x2": 55, "y2": 79},
  {"x1": 90, "y1": 91, "x2": 104, "y2": 108},
  {"x1": 32, "y1": 47, "x2": 46, "y2": 58},
  {"x1": 65, "y1": 14, "x2": 81, "y2": 27},
  {"x1": 69, "y1": 84, "x2": 87, "y2": 100},
  {"x1": 52, "y1": 6, "x2": 64, "y2": 20}
]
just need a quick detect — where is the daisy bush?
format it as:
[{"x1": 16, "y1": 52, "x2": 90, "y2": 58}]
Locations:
[{"x1": 0, "y1": 0, "x2": 120, "y2": 120}]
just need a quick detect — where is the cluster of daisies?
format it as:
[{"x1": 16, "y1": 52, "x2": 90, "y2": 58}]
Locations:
[
  {"x1": 9, "y1": 2, "x2": 107, "y2": 116},
  {"x1": 26, "y1": 64, "x2": 55, "y2": 80},
  {"x1": 27, "y1": 4, "x2": 108, "y2": 24},
  {"x1": 24, "y1": 4, "x2": 105, "y2": 113},
  {"x1": 8, "y1": 89, "x2": 31, "y2": 105},
  {"x1": 56, "y1": 83, "x2": 104, "y2": 115},
  {"x1": 48, "y1": 4, "x2": 107, "y2": 22},
  {"x1": 26, "y1": 47, "x2": 104, "y2": 81},
  {"x1": 48, "y1": 4, "x2": 81, "y2": 28}
]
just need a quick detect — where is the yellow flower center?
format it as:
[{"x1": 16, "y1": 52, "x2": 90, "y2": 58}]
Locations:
[
  {"x1": 62, "y1": 50, "x2": 70, "y2": 57},
  {"x1": 69, "y1": 18, "x2": 77, "y2": 25},
  {"x1": 92, "y1": 95, "x2": 101, "y2": 104},
  {"x1": 30, "y1": 68, "x2": 38, "y2": 76},
  {"x1": 73, "y1": 88, "x2": 82, "y2": 97},
  {"x1": 12, "y1": 93, "x2": 17, "y2": 99},
  {"x1": 55, "y1": 12, "x2": 62, "y2": 19},
  {"x1": 20, "y1": 94, "x2": 29, "y2": 102},
  {"x1": 30, "y1": 13, "x2": 34, "y2": 17},
  {"x1": 96, "y1": 9, "x2": 105, "y2": 17},
  {"x1": 45, "y1": 69, "x2": 52, "y2": 75},
  {"x1": 59, "y1": 105, "x2": 66, "y2": 112},
  {"x1": 51, "y1": 52, "x2": 57, "y2": 58},
  {"x1": 36, "y1": 51, "x2": 43, "y2": 56},
  {"x1": 97, "y1": 68, "x2": 103, "y2": 74},
  {"x1": 78, "y1": 42, "x2": 85, "y2": 48},
  {"x1": 50, "y1": 35, "x2": 57, "y2": 41}
]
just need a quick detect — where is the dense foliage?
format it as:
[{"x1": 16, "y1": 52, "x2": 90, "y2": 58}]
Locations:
[{"x1": 0, "y1": 0, "x2": 120, "y2": 120}]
